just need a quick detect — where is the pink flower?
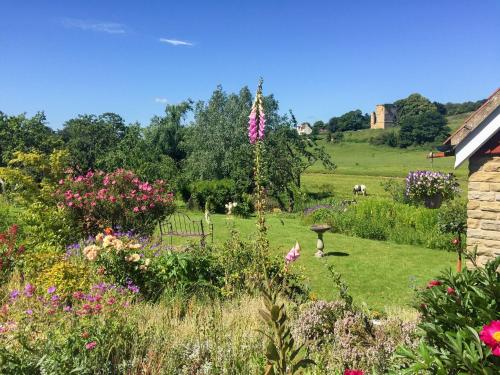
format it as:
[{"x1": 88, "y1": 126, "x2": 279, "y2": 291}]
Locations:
[
  {"x1": 258, "y1": 109, "x2": 265, "y2": 139},
  {"x1": 447, "y1": 287, "x2": 456, "y2": 295},
  {"x1": 285, "y1": 242, "x2": 300, "y2": 264},
  {"x1": 248, "y1": 108, "x2": 258, "y2": 144},
  {"x1": 133, "y1": 207, "x2": 139, "y2": 213},
  {"x1": 107, "y1": 297, "x2": 116, "y2": 305},
  {"x1": 479, "y1": 320, "x2": 500, "y2": 356},
  {"x1": 47, "y1": 286, "x2": 56, "y2": 294},
  {"x1": 85, "y1": 341, "x2": 97, "y2": 350},
  {"x1": 427, "y1": 280, "x2": 442, "y2": 288},
  {"x1": 25, "y1": 309, "x2": 33, "y2": 315},
  {"x1": 344, "y1": 370, "x2": 364, "y2": 375}
]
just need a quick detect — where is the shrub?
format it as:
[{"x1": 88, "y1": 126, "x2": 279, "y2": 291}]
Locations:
[
  {"x1": 0, "y1": 225, "x2": 24, "y2": 285},
  {"x1": 438, "y1": 199, "x2": 467, "y2": 237},
  {"x1": 55, "y1": 169, "x2": 174, "y2": 236},
  {"x1": 310, "y1": 198, "x2": 455, "y2": 250},
  {"x1": 369, "y1": 129, "x2": 400, "y2": 147},
  {"x1": 0, "y1": 281, "x2": 138, "y2": 374},
  {"x1": 397, "y1": 256, "x2": 500, "y2": 373},
  {"x1": 405, "y1": 170, "x2": 460, "y2": 205},
  {"x1": 189, "y1": 179, "x2": 237, "y2": 213},
  {"x1": 380, "y1": 178, "x2": 408, "y2": 203}
]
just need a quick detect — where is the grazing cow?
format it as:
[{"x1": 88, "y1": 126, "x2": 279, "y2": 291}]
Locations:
[{"x1": 352, "y1": 184, "x2": 367, "y2": 196}]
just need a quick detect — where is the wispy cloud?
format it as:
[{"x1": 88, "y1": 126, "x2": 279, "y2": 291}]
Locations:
[
  {"x1": 159, "y1": 38, "x2": 193, "y2": 46},
  {"x1": 61, "y1": 18, "x2": 126, "y2": 34},
  {"x1": 155, "y1": 97, "x2": 168, "y2": 104}
]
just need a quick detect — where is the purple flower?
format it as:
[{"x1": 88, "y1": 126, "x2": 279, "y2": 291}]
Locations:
[
  {"x1": 47, "y1": 286, "x2": 56, "y2": 294},
  {"x1": 25, "y1": 309, "x2": 33, "y2": 315},
  {"x1": 9, "y1": 290, "x2": 19, "y2": 300},
  {"x1": 51, "y1": 295, "x2": 60, "y2": 302},
  {"x1": 63, "y1": 305, "x2": 72, "y2": 312},
  {"x1": 24, "y1": 283, "x2": 35, "y2": 297}
]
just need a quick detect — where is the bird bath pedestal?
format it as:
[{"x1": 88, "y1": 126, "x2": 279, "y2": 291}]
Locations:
[{"x1": 310, "y1": 224, "x2": 331, "y2": 258}]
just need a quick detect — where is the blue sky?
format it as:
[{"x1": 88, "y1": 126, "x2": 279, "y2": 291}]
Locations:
[{"x1": 1, "y1": 0, "x2": 499, "y2": 129}]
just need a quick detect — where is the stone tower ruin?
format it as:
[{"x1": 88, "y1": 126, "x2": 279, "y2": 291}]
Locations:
[{"x1": 370, "y1": 104, "x2": 397, "y2": 129}]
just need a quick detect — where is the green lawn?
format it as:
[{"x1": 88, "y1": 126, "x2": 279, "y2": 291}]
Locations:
[
  {"x1": 302, "y1": 141, "x2": 468, "y2": 198},
  {"x1": 171, "y1": 212, "x2": 456, "y2": 311}
]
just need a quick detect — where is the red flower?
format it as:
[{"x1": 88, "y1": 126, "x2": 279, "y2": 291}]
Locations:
[
  {"x1": 427, "y1": 280, "x2": 442, "y2": 288},
  {"x1": 344, "y1": 370, "x2": 364, "y2": 375},
  {"x1": 479, "y1": 320, "x2": 500, "y2": 356},
  {"x1": 104, "y1": 227, "x2": 113, "y2": 235},
  {"x1": 451, "y1": 238, "x2": 460, "y2": 245},
  {"x1": 447, "y1": 287, "x2": 456, "y2": 295}
]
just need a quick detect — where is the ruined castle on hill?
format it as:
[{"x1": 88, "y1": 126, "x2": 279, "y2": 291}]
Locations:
[{"x1": 370, "y1": 104, "x2": 397, "y2": 129}]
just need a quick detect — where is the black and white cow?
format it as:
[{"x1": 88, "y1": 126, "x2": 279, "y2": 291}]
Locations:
[{"x1": 352, "y1": 184, "x2": 367, "y2": 196}]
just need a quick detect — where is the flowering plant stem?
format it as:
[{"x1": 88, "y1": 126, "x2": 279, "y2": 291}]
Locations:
[{"x1": 250, "y1": 79, "x2": 314, "y2": 374}]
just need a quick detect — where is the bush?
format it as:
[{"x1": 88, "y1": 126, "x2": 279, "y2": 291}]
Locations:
[
  {"x1": 397, "y1": 256, "x2": 500, "y2": 373},
  {"x1": 0, "y1": 281, "x2": 138, "y2": 374},
  {"x1": 310, "y1": 198, "x2": 456, "y2": 250},
  {"x1": 0, "y1": 225, "x2": 24, "y2": 285},
  {"x1": 369, "y1": 129, "x2": 400, "y2": 147},
  {"x1": 189, "y1": 179, "x2": 237, "y2": 213},
  {"x1": 380, "y1": 178, "x2": 408, "y2": 204},
  {"x1": 438, "y1": 199, "x2": 467, "y2": 236},
  {"x1": 55, "y1": 169, "x2": 174, "y2": 236}
]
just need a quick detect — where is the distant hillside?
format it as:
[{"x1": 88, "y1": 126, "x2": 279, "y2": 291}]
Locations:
[{"x1": 339, "y1": 111, "x2": 473, "y2": 143}]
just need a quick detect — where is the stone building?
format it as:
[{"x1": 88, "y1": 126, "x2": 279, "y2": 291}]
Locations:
[
  {"x1": 370, "y1": 104, "x2": 397, "y2": 129},
  {"x1": 297, "y1": 122, "x2": 313, "y2": 135},
  {"x1": 443, "y1": 88, "x2": 500, "y2": 266}
]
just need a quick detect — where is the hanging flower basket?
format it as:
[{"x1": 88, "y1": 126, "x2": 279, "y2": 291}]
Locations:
[{"x1": 424, "y1": 194, "x2": 443, "y2": 209}]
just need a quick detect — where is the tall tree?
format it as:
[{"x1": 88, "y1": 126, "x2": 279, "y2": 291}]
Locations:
[
  {"x1": 394, "y1": 93, "x2": 437, "y2": 123},
  {"x1": 59, "y1": 113, "x2": 126, "y2": 173},
  {"x1": 0, "y1": 111, "x2": 61, "y2": 165},
  {"x1": 399, "y1": 110, "x2": 450, "y2": 147}
]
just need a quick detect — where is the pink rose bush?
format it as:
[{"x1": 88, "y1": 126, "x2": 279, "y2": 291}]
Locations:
[{"x1": 55, "y1": 169, "x2": 174, "y2": 236}]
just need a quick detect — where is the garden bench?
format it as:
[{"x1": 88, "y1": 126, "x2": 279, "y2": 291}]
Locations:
[{"x1": 159, "y1": 212, "x2": 213, "y2": 248}]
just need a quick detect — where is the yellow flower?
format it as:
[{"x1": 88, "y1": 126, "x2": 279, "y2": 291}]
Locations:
[
  {"x1": 127, "y1": 243, "x2": 141, "y2": 250},
  {"x1": 144, "y1": 258, "x2": 151, "y2": 266}
]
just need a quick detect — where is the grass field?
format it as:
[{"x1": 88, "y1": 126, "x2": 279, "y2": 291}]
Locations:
[
  {"x1": 170, "y1": 212, "x2": 456, "y2": 311},
  {"x1": 302, "y1": 113, "x2": 470, "y2": 199}
]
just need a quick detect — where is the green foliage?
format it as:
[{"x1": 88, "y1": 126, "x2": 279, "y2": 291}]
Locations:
[
  {"x1": 259, "y1": 276, "x2": 315, "y2": 374},
  {"x1": 189, "y1": 179, "x2": 237, "y2": 213},
  {"x1": 438, "y1": 199, "x2": 467, "y2": 236},
  {"x1": 380, "y1": 178, "x2": 408, "y2": 203},
  {"x1": 399, "y1": 110, "x2": 450, "y2": 148},
  {"x1": 0, "y1": 111, "x2": 61, "y2": 166},
  {"x1": 327, "y1": 110, "x2": 370, "y2": 132},
  {"x1": 60, "y1": 112, "x2": 127, "y2": 173},
  {"x1": 397, "y1": 257, "x2": 500, "y2": 374},
  {"x1": 369, "y1": 128, "x2": 400, "y2": 147},
  {"x1": 313, "y1": 198, "x2": 456, "y2": 250},
  {"x1": 435, "y1": 99, "x2": 486, "y2": 116},
  {"x1": 394, "y1": 93, "x2": 437, "y2": 123}
]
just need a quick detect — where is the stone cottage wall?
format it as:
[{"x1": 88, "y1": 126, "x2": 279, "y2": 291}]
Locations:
[{"x1": 466, "y1": 155, "x2": 500, "y2": 266}]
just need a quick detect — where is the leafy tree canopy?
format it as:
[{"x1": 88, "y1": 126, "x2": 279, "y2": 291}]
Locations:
[
  {"x1": 399, "y1": 110, "x2": 450, "y2": 148},
  {"x1": 0, "y1": 111, "x2": 61, "y2": 166}
]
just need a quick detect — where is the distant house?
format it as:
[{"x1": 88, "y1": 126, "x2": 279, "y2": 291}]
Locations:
[
  {"x1": 297, "y1": 122, "x2": 313, "y2": 135},
  {"x1": 442, "y1": 88, "x2": 500, "y2": 266},
  {"x1": 370, "y1": 104, "x2": 397, "y2": 129}
]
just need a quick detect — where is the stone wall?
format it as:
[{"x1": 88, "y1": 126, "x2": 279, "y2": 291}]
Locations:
[{"x1": 466, "y1": 155, "x2": 500, "y2": 265}]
